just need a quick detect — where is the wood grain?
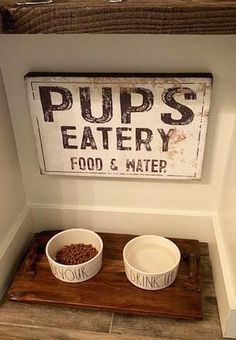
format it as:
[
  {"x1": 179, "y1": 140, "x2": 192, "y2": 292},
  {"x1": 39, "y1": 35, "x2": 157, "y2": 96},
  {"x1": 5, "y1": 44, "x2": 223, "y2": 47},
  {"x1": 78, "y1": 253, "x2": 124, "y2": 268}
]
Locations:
[
  {"x1": 0, "y1": 300, "x2": 112, "y2": 333},
  {"x1": 0, "y1": 324, "x2": 166, "y2": 340},
  {"x1": 0, "y1": 240, "x2": 227, "y2": 340},
  {"x1": 111, "y1": 243, "x2": 223, "y2": 340},
  {"x1": 0, "y1": 0, "x2": 236, "y2": 34},
  {"x1": 111, "y1": 313, "x2": 223, "y2": 340},
  {"x1": 7, "y1": 231, "x2": 202, "y2": 320}
]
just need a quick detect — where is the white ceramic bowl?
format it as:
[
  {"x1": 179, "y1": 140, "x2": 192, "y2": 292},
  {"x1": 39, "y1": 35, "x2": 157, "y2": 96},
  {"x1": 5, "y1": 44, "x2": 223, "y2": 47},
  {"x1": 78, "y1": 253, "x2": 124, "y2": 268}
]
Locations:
[
  {"x1": 123, "y1": 235, "x2": 181, "y2": 290},
  {"x1": 46, "y1": 229, "x2": 103, "y2": 283}
]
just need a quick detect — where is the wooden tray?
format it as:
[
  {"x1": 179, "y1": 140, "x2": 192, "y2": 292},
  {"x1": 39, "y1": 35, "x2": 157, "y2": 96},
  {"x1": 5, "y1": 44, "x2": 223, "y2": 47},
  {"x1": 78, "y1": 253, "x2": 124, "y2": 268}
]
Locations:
[{"x1": 7, "y1": 231, "x2": 202, "y2": 320}]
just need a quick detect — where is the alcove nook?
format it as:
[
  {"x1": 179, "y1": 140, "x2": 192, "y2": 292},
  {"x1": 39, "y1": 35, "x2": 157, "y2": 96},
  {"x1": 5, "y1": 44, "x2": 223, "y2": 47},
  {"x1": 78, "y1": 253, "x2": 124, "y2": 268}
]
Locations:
[{"x1": 0, "y1": 2, "x2": 236, "y2": 337}]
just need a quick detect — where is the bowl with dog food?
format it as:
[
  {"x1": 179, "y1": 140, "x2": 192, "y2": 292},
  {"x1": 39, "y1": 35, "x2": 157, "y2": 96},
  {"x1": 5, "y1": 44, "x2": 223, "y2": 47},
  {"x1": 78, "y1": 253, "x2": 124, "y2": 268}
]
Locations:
[
  {"x1": 123, "y1": 235, "x2": 181, "y2": 290},
  {"x1": 46, "y1": 229, "x2": 103, "y2": 283}
]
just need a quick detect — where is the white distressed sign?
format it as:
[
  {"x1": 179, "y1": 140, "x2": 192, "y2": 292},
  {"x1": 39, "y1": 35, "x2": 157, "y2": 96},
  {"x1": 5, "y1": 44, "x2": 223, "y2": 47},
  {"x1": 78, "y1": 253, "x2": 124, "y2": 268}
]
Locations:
[{"x1": 25, "y1": 73, "x2": 212, "y2": 179}]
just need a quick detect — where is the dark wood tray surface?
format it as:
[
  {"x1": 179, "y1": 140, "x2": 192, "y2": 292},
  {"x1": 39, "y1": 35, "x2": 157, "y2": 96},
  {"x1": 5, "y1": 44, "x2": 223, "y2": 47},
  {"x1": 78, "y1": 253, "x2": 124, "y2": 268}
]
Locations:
[{"x1": 7, "y1": 231, "x2": 202, "y2": 320}]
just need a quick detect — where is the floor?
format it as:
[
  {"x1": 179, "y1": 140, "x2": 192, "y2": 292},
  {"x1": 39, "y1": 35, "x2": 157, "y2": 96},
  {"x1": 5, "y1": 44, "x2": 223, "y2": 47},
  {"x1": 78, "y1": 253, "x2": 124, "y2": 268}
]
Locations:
[{"x1": 0, "y1": 243, "x2": 229, "y2": 340}]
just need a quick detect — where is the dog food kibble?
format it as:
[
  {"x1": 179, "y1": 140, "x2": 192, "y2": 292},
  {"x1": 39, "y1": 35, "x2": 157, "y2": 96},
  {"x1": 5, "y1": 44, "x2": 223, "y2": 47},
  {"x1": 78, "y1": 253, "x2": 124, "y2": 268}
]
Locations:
[{"x1": 55, "y1": 243, "x2": 98, "y2": 265}]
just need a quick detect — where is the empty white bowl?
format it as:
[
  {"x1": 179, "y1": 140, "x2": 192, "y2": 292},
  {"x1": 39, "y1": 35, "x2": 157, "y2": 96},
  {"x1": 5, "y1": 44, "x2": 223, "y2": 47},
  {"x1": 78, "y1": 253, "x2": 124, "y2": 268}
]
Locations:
[
  {"x1": 123, "y1": 235, "x2": 181, "y2": 290},
  {"x1": 46, "y1": 229, "x2": 103, "y2": 283}
]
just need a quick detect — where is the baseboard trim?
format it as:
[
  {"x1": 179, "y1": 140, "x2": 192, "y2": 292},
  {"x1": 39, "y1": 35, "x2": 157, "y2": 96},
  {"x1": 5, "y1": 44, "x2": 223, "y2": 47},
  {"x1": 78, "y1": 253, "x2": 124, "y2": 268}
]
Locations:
[
  {"x1": 0, "y1": 206, "x2": 30, "y2": 260},
  {"x1": 210, "y1": 215, "x2": 236, "y2": 338},
  {"x1": 0, "y1": 206, "x2": 32, "y2": 299},
  {"x1": 31, "y1": 204, "x2": 213, "y2": 242}
]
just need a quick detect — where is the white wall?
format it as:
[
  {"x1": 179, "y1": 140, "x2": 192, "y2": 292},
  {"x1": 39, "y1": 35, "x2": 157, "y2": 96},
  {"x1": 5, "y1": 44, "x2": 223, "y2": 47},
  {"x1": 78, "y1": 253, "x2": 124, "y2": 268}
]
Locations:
[
  {"x1": 0, "y1": 35, "x2": 235, "y2": 217},
  {"x1": 1, "y1": 35, "x2": 236, "y2": 337},
  {"x1": 0, "y1": 70, "x2": 31, "y2": 297},
  {"x1": 0, "y1": 71, "x2": 26, "y2": 245},
  {"x1": 215, "y1": 114, "x2": 236, "y2": 337},
  {"x1": 219, "y1": 117, "x2": 236, "y2": 298}
]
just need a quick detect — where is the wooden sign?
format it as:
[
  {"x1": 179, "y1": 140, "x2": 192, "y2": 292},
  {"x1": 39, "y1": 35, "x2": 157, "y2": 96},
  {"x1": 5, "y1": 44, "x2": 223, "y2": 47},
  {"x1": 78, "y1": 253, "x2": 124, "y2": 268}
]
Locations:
[{"x1": 25, "y1": 73, "x2": 212, "y2": 180}]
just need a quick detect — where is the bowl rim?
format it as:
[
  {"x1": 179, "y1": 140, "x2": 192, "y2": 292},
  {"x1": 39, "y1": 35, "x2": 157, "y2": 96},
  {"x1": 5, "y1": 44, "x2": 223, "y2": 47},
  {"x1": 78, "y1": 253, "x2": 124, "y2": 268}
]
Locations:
[
  {"x1": 45, "y1": 228, "x2": 103, "y2": 268},
  {"x1": 123, "y1": 235, "x2": 181, "y2": 276}
]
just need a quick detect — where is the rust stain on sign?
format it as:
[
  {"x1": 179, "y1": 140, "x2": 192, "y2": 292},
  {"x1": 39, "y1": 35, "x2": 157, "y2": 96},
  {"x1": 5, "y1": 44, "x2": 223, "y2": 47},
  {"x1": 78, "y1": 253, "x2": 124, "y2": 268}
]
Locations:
[{"x1": 25, "y1": 73, "x2": 212, "y2": 180}]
